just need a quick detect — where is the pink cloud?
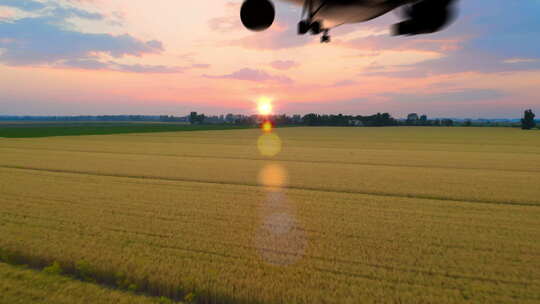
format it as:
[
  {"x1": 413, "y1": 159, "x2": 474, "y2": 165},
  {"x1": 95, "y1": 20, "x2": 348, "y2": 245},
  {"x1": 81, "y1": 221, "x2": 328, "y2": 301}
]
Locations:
[
  {"x1": 0, "y1": 7, "x2": 15, "y2": 20},
  {"x1": 227, "y1": 22, "x2": 314, "y2": 50},
  {"x1": 337, "y1": 34, "x2": 466, "y2": 53},
  {"x1": 207, "y1": 1, "x2": 242, "y2": 32},
  {"x1": 269, "y1": 60, "x2": 299, "y2": 70},
  {"x1": 203, "y1": 68, "x2": 293, "y2": 84}
]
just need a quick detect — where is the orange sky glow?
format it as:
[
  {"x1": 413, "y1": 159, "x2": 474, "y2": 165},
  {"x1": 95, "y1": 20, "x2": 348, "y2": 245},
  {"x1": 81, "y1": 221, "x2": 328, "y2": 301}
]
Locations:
[{"x1": 0, "y1": 0, "x2": 539, "y2": 118}]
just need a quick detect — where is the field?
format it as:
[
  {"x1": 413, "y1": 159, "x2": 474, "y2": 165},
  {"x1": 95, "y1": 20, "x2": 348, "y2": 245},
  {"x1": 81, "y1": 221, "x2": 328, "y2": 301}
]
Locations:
[
  {"x1": 0, "y1": 262, "x2": 176, "y2": 304},
  {"x1": 0, "y1": 122, "x2": 250, "y2": 138},
  {"x1": 0, "y1": 127, "x2": 539, "y2": 303}
]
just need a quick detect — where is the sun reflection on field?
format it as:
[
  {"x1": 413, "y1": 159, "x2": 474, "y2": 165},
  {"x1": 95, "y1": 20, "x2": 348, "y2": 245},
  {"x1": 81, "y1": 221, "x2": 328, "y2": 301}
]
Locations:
[
  {"x1": 254, "y1": 114, "x2": 307, "y2": 266},
  {"x1": 257, "y1": 133, "x2": 282, "y2": 157},
  {"x1": 254, "y1": 212, "x2": 307, "y2": 266},
  {"x1": 262, "y1": 121, "x2": 273, "y2": 133},
  {"x1": 258, "y1": 163, "x2": 287, "y2": 189}
]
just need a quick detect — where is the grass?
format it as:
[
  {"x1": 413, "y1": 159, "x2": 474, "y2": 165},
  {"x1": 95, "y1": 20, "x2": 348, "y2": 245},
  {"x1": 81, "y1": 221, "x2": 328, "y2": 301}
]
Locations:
[
  {"x1": 0, "y1": 262, "x2": 180, "y2": 304},
  {"x1": 0, "y1": 122, "x2": 252, "y2": 138},
  {"x1": 0, "y1": 127, "x2": 539, "y2": 303}
]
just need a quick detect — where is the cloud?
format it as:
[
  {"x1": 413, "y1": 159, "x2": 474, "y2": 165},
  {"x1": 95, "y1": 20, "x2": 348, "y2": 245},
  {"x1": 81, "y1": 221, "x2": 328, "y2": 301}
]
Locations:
[
  {"x1": 204, "y1": 68, "x2": 293, "y2": 84},
  {"x1": 228, "y1": 23, "x2": 314, "y2": 50},
  {"x1": 357, "y1": 1, "x2": 540, "y2": 79},
  {"x1": 224, "y1": 1, "x2": 317, "y2": 50},
  {"x1": 49, "y1": 6, "x2": 104, "y2": 20},
  {"x1": 0, "y1": 7, "x2": 14, "y2": 20},
  {"x1": 269, "y1": 60, "x2": 299, "y2": 70},
  {"x1": 191, "y1": 63, "x2": 211, "y2": 69},
  {"x1": 0, "y1": 0, "x2": 105, "y2": 20},
  {"x1": 0, "y1": 17, "x2": 163, "y2": 65},
  {"x1": 381, "y1": 89, "x2": 507, "y2": 104},
  {"x1": 503, "y1": 58, "x2": 539, "y2": 64},
  {"x1": 0, "y1": 0, "x2": 46, "y2": 11},
  {"x1": 362, "y1": 46, "x2": 540, "y2": 79},
  {"x1": 331, "y1": 80, "x2": 357, "y2": 87},
  {"x1": 0, "y1": 1, "x2": 176, "y2": 73},
  {"x1": 339, "y1": 33, "x2": 464, "y2": 53},
  {"x1": 59, "y1": 59, "x2": 186, "y2": 73},
  {"x1": 208, "y1": 1, "x2": 242, "y2": 32}
]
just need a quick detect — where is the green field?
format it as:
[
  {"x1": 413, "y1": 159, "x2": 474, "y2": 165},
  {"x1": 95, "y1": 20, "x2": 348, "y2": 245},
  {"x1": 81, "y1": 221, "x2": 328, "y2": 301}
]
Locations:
[
  {"x1": 0, "y1": 122, "x2": 251, "y2": 138},
  {"x1": 0, "y1": 127, "x2": 539, "y2": 303}
]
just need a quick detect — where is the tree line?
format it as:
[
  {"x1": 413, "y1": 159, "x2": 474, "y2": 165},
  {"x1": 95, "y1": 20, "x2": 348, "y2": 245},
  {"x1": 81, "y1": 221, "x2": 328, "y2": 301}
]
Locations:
[
  {"x1": 1, "y1": 110, "x2": 537, "y2": 129},
  {"x1": 521, "y1": 109, "x2": 536, "y2": 130},
  {"x1": 188, "y1": 112, "x2": 464, "y2": 127}
]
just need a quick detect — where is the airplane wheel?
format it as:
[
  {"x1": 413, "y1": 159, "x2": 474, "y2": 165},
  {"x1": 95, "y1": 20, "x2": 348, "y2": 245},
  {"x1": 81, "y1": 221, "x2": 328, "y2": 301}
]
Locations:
[
  {"x1": 310, "y1": 21, "x2": 322, "y2": 35},
  {"x1": 321, "y1": 35, "x2": 330, "y2": 43},
  {"x1": 298, "y1": 20, "x2": 310, "y2": 35}
]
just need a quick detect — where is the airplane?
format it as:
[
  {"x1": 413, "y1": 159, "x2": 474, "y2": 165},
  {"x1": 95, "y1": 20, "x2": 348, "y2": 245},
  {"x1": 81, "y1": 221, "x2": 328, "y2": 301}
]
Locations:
[{"x1": 240, "y1": 0, "x2": 458, "y2": 43}]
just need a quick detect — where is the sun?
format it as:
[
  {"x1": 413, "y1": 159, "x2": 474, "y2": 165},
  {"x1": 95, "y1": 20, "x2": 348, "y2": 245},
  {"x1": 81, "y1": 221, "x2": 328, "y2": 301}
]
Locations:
[{"x1": 257, "y1": 97, "x2": 273, "y2": 116}]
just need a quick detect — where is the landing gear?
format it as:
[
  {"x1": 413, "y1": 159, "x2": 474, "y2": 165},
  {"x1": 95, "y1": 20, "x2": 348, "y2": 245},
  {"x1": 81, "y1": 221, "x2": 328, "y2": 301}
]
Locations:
[
  {"x1": 298, "y1": 20, "x2": 323, "y2": 35},
  {"x1": 321, "y1": 30, "x2": 330, "y2": 43},
  {"x1": 310, "y1": 21, "x2": 322, "y2": 35},
  {"x1": 298, "y1": 20, "x2": 310, "y2": 35},
  {"x1": 298, "y1": 0, "x2": 331, "y2": 43}
]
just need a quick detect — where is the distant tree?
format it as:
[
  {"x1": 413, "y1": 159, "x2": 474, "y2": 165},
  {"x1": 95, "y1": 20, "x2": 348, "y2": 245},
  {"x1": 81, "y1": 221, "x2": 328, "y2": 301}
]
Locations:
[
  {"x1": 418, "y1": 115, "x2": 428, "y2": 126},
  {"x1": 521, "y1": 109, "x2": 536, "y2": 130},
  {"x1": 302, "y1": 113, "x2": 320, "y2": 126},
  {"x1": 189, "y1": 112, "x2": 206, "y2": 124},
  {"x1": 198, "y1": 114, "x2": 206, "y2": 124},
  {"x1": 189, "y1": 112, "x2": 199, "y2": 124},
  {"x1": 464, "y1": 119, "x2": 472, "y2": 127},
  {"x1": 234, "y1": 115, "x2": 256, "y2": 126},
  {"x1": 441, "y1": 119, "x2": 454, "y2": 126}
]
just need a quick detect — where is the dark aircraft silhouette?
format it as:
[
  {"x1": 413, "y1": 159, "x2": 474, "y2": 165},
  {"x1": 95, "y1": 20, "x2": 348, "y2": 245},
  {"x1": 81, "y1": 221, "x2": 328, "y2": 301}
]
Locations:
[{"x1": 240, "y1": 0, "x2": 458, "y2": 43}]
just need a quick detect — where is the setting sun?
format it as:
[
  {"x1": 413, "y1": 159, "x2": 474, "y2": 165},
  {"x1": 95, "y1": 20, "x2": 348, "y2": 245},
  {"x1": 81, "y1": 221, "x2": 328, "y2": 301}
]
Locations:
[{"x1": 257, "y1": 97, "x2": 273, "y2": 116}]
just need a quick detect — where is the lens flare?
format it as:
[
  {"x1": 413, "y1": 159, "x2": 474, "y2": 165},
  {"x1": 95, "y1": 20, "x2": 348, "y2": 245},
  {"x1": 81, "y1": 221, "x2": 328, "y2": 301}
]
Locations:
[
  {"x1": 258, "y1": 163, "x2": 287, "y2": 188},
  {"x1": 262, "y1": 121, "x2": 273, "y2": 133},
  {"x1": 257, "y1": 133, "x2": 282, "y2": 157},
  {"x1": 254, "y1": 211, "x2": 307, "y2": 266}
]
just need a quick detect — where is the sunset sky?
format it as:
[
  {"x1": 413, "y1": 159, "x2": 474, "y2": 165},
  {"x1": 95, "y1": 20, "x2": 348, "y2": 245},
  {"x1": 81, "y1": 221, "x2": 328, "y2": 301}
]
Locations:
[{"x1": 0, "y1": 0, "x2": 539, "y2": 118}]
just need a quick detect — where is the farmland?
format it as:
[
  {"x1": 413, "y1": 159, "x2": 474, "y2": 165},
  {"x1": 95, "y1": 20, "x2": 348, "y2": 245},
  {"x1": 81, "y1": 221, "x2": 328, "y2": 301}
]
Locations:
[
  {"x1": 0, "y1": 122, "x2": 251, "y2": 138},
  {"x1": 0, "y1": 262, "x2": 177, "y2": 304},
  {"x1": 0, "y1": 127, "x2": 539, "y2": 303}
]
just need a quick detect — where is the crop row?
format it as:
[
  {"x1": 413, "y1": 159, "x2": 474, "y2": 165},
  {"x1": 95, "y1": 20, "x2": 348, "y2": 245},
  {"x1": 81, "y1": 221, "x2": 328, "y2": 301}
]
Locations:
[{"x1": 1, "y1": 166, "x2": 538, "y2": 303}]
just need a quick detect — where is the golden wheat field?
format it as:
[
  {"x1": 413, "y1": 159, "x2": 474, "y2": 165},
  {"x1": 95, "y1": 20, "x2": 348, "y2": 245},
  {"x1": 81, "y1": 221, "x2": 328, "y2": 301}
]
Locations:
[{"x1": 0, "y1": 127, "x2": 539, "y2": 303}]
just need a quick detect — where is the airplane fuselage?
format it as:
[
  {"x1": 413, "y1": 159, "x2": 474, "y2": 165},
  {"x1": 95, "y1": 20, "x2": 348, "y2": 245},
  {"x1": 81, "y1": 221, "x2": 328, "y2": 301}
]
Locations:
[
  {"x1": 285, "y1": 0, "x2": 416, "y2": 28},
  {"x1": 241, "y1": 0, "x2": 458, "y2": 42}
]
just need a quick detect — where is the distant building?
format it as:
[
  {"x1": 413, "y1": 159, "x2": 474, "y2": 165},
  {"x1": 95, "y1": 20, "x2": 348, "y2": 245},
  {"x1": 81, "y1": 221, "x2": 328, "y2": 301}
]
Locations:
[{"x1": 407, "y1": 113, "x2": 419, "y2": 121}]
